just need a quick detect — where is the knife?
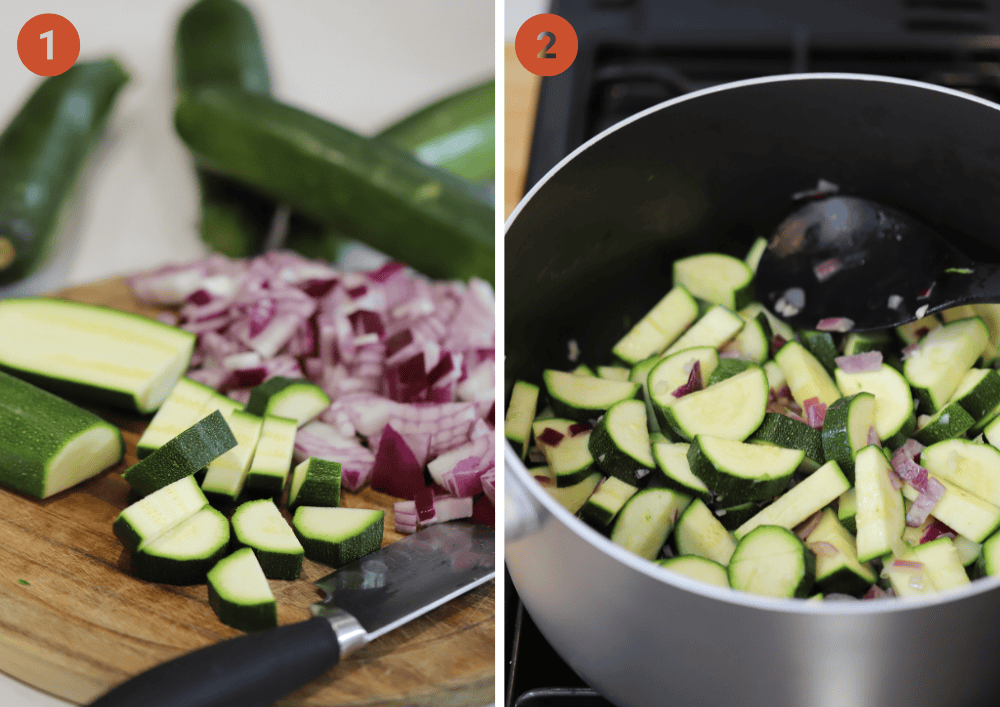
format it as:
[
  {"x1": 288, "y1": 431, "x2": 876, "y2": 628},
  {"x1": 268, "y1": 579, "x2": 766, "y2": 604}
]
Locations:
[{"x1": 88, "y1": 522, "x2": 494, "y2": 707}]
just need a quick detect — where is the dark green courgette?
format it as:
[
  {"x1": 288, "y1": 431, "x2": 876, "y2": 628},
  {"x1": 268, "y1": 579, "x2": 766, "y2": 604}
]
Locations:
[
  {"x1": 0, "y1": 59, "x2": 128, "y2": 284},
  {"x1": 174, "y1": 86, "x2": 494, "y2": 283},
  {"x1": 175, "y1": 0, "x2": 277, "y2": 258},
  {"x1": 377, "y1": 79, "x2": 494, "y2": 185}
]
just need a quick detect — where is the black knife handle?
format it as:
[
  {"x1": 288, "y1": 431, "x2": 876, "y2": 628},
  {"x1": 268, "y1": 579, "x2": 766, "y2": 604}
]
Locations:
[{"x1": 89, "y1": 616, "x2": 341, "y2": 707}]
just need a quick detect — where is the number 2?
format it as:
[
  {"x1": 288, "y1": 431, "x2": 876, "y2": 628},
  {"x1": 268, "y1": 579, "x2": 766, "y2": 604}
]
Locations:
[
  {"x1": 40, "y1": 29, "x2": 53, "y2": 60},
  {"x1": 537, "y1": 31, "x2": 556, "y2": 59}
]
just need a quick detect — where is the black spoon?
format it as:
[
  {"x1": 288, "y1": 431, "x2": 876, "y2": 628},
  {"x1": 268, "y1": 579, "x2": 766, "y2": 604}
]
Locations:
[{"x1": 754, "y1": 195, "x2": 1000, "y2": 332}]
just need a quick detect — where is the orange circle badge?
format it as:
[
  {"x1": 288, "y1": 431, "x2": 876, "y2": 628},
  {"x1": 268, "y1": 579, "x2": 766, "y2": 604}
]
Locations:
[
  {"x1": 18, "y1": 14, "x2": 80, "y2": 77},
  {"x1": 515, "y1": 14, "x2": 578, "y2": 77}
]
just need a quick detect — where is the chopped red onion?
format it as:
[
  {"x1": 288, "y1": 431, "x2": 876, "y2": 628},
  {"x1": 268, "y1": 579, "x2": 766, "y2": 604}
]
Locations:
[
  {"x1": 887, "y1": 469, "x2": 903, "y2": 491},
  {"x1": 921, "y1": 519, "x2": 957, "y2": 544},
  {"x1": 568, "y1": 422, "x2": 593, "y2": 437},
  {"x1": 906, "y1": 477, "x2": 946, "y2": 527},
  {"x1": 901, "y1": 342, "x2": 920, "y2": 361},
  {"x1": 808, "y1": 541, "x2": 839, "y2": 557},
  {"x1": 867, "y1": 426, "x2": 880, "y2": 447},
  {"x1": 813, "y1": 258, "x2": 843, "y2": 283},
  {"x1": 795, "y1": 510, "x2": 823, "y2": 540},
  {"x1": 481, "y1": 467, "x2": 495, "y2": 505},
  {"x1": 803, "y1": 398, "x2": 827, "y2": 429},
  {"x1": 370, "y1": 425, "x2": 426, "y2": 499},
  {"x1": 538, "y1": 427, "x2": 564, "y2": 447},
  {"x1": 918, "y1": 282, "x2": 936, "y2": 300},
  {"x1": 126, "y1": 261, "x2": 211, "y2": 305},
  {"x1": 771, "y1": 335, "x2": 787, "y2": 356},
  {"x1": 892, "y1": 559, "x2": 924, "y2": 570},
  {"x1": 863, "y1": 585, "x2": 889, "y2": 600},
  {"x1": 835, "y1": 351, "x2": 883, "y2": 373},
  {"x1": 672, "y1": 360, "x2": 702, "y2": 398},
  {"x1": 893, "y1": 453, "x2": 929, "y2": 492},
  {"x1": 816, "y1": 317, "x2": 854, "y2": 333}
]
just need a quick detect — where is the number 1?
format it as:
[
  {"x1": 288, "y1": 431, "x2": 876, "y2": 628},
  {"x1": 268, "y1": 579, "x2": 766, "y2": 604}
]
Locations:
[{"x1": 40, "y1": 29, "x2": 53, "y2": 60}]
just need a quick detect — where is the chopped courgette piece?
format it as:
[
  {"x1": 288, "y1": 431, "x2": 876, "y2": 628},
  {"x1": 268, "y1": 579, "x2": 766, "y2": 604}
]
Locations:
[
  {"x1": 920, "y1": 439, "x2": 1000, "y2": 507},
  {"x1": 123, "y1": 410, "x2": 238, "y2": 497},
  {"x1": 838, "y1": 488, "x2": 858, "y2": 535},
  {"x1": 0, "y1": 370, "x2": 123, "y2": 499},
  {"x1": 232, "y1": 499, "x2": 304, "y2": 580},
  {"x1": 687, "y1": 435, "x2": 801, "y2": 504},
  {"x1": 663, "y1": 305, "x2": 744, "y2": 357},
  {"x1": 588, "y1": 399, "x2": 656, "y2": 485},
  {"x1": 655, "y1": 555, "x2": 729, "y2": 588},
  {"x1": 751, "y1": 412, "x2": 825, "y2": 472},
  {"x1": 806, "y1": 508, "x2": 876, "y2": 595},
  {"x1": 201, "y1": 410, "x2": 265, "y2": 502},
  {"x1": 245, "y1": 415, "x2": 298, "y2": 498},
  {"x1": 854, "y1": 445, "x2": 906, "y2": 563},
  {"x1": 580, "y1": 476, "x2": 639, "y2": 529},
  {"x1": 744, "y1": 237, "x2": 768, "y2": 273},
  {"x1": 835, "y1": 364, "x2": 916, "y2": 450},
  {"x1": 774, "y1": 341, "x2": 840, "y2": 407},
  {"x1": 0, "y1": 298, "x2": 195, "y2": 413},
  {"x1": 505, "y1": 380, "x2": 540, "y2": 458},
  {"x1": 904, "y1": 317, "x2": 988, "y2": 413},
  {"x1": 820, "y1": 392, "x2": 876, "y2": 482},
  {"x1": 288, "y1": 457, "x2": 341, "y2": 510},
  {"x1": 610, "y1": 488, "x2": 691, "y2": 560},
  {"x1": 798, "y1": 330, "x2": 839, "y2": 377},
  {"x1": 673, "y1": 253, "x2": 754, "y2": 311},
  {"x1": 651, "y1": 441, "x2": 711, "y2": 503},
  {"x1": 673, "y1": 498, "x2": 737, "y2": 566},
  {"x1": 113, "y1": 476, "x2": 210, "y2": 553},
  {"x1": 901, "y1": 476, "x2": 1000, "y2": 543},
  {"x1": 543, "y1": 471, "x2": 601, "y2": 515},
  {"x1": 949, "y1": 368, "x2": 1000, "y2": 422},
  {"x1": 292, "y1": 506, "x2": 384, "y2": 568},
  {"x1": 543, "y1": 369, "x2": 640, "y2": 422},
  {"x1": 207, "y1": 547, "x2": 277, "y2": 632},
  {"x1": 662, "y1": 367, "x2": 768, "y2": 442},
  {"x1": 532, "y1": 418, "x2": 598, "y2": 488},
  {"x1": 912, "y1": 402, "x2": 974, "y2": 446},
  {"x1": 136, "y1": 377, "x2": 218, "y2": 459},
  {"x1": 133, "y1": 506, "x2": 230, "y2": 585},
  {"x1": 734, "y1": 460, "x2": 850, "y2": 540},
  {"x1": 728, "y1": 525, "x2": 815, "y2": 598},
  {"x1": 611, "y1": 286, "x2": 699, "y2": 365},
  {"x1": 245, "y1": 376, "x2": 331, "y2": 427},
  {"x1": 705, "y1": 359, "x2": 756, "y2": 386}
]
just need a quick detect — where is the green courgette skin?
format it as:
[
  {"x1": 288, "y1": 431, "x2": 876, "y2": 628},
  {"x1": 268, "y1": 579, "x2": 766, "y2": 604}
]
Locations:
[
  {"x1": 0, "y1": 370, "x2": 124, "y2": 499},
  {"x1": 377, "y1": 79, "x2": 495, "y2": 185},
  {"x1": 0, "y1": 59, "x2": 129, "y2": 284},
  {"x1": 176, "y1": 0, "x2": 276, "y2": 258},
  {"x1": 175, "y1": 87, "x2": 494, "y2": 283}
]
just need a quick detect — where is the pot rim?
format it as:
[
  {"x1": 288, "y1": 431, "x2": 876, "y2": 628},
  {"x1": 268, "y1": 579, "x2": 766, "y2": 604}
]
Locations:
[{"x1": 504, "y1": 71, "x2": 1000, "y2": 614}]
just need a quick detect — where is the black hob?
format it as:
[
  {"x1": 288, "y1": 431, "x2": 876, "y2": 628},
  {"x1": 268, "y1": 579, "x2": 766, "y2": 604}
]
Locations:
[{"x1": 505, "y1": 1, "x2": 1000, "y2": 705}]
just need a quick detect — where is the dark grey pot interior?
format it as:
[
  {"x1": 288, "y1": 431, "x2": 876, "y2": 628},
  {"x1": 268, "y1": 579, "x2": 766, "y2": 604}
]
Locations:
[{"x1": 504, "y1": 74, "x2": 1000, "y2": 707}]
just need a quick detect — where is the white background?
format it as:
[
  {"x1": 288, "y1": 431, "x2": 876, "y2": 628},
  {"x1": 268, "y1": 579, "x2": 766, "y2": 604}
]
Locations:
[{"x1": 0, "y1": 1, "x2": 493, "y2": 704}]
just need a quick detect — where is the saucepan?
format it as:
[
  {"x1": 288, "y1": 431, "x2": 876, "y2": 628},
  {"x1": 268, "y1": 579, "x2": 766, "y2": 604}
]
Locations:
[{"x1": 504, "y1": 74, "x2": 1000, "y2": 707}]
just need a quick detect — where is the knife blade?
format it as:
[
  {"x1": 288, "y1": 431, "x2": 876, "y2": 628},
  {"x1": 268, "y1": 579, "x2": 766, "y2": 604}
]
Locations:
[{"x1": 89, "y1": 522, "x2": 495, "y2": 707}]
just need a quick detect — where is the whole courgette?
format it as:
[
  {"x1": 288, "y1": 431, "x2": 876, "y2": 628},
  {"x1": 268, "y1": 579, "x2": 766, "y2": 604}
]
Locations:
[
  {"x1": 175, "y1": 0, "x2": 277, "y2": 258},
  {"x1": 175, "y1": 86, "x2": 494, "y2": 283},
  {"x1": 377, "y1": 79, "x2": 495, "y2": 186},
  {"x1": 0, "y1": 58, "x2": 129, "y2": 285}
]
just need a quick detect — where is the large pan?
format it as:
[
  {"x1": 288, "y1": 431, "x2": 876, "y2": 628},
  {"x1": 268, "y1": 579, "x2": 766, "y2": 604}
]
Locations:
[{"x1": 504, "y1": 74, "x2": 1000, "y2": 707}]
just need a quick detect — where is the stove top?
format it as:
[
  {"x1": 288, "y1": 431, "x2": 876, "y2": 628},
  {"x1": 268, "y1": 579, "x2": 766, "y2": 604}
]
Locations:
[{"x1": 506, "y1": 1, "x2": 1000, "y2": 704}]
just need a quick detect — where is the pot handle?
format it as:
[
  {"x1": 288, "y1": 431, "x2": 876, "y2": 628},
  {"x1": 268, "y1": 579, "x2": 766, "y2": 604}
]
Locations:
[{"x1": 504, "y1": 441, "x2": 546, "y2": 543}]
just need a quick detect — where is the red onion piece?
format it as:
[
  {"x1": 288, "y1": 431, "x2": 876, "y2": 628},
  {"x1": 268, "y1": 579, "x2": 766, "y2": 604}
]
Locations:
[
  {"x1": 803, "y1": 398, "x2": 827, "y2": 429},
  {"x1": 901, "y1": 342, "x2": 920, "y2": 360},
  {"x1": 294, "y1": 422, "x2": 375, "y2": 492},
  {"x1": 921, "y1": 519, "x2": 958, "y2": 544},
  {"x1": 863, "y1": 585, "x2": 889, "y2": 600},
  {"x1": 867, "y1": 426, "x2": 880, "y2": 447},
  {"x1": 481, "y1": 467, "x2": 496, "y2": 505},
  {"x1": 887, "y1": 469, "x2": 903, "y2": 491},
  {"x1": 893, "y1": 454, "x2": 929, "y2": 493},
  {"x1": 795, "y1": 510, "x2": 823, "y2": 540},
  {"x1": 414, "y1": 487, "x2": 437, "y2": 523},
  {"x1": 672, "y1": 360, "x2": 702, "y2": 398},
  {"x1": 771, "y1": 335, "x2": 787, "y2": 356},
  {"x1": 368, "y1": 261, "x2": 407, "y2": 283},
  {"x1": 786, "y1": 409, "x2": 808, "y2": 424},
  {"x1": 126, "y1": 261, "x2": 211, "y2": 305},
  {"x1": 892, "y1": 559, "x2": 924, "y2": 570},
  {"x1": 835, "y1": 351, "x2": 883, "y2": 373},
  {"x1": 808, "y1": 541, "x2": 840, "y2": 557},
  {"x1": 816, "y1": 317, "x2": 855, "y2": 333},
  {"x1": 470, "y1": 493, "x2": 494, "y2": 525},
  {"x1": 813, "y1": 258, "x2": 843, "y2": 282},
  {"x1": 900, "y1": 438, "x2": 925, "y2": 460},
  {"x1": 538, "y1": 427, "x2": 565, "y2": 447},
  {"x1": 906, "y1": 477, "x2": 945, "y2": 527},
  {"x1": 568, "y1": 422, "x2": 593, "y2": 436},
  {"x1": 370, "y1": 425, "x2": 426, "y2": 499}
]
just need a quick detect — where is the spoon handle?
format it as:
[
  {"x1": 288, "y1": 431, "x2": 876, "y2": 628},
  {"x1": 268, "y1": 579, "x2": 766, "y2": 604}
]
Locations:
[{"x1": 931, "y1": 262, "x2": 1000, "y2": 313}]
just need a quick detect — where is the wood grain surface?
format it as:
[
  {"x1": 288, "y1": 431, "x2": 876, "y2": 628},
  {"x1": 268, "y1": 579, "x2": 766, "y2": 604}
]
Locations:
[
  {"x1": 504, "y1": 44, "x2": 541, "y2": 220},
  {"x1": 0, "y1": 277, "x2": 494, "y2": 706}
]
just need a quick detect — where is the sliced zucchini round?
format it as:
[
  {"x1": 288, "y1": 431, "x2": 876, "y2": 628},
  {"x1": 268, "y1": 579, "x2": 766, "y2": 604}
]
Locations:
[
  {"x1": 728, "y1": 525, "x2": 815, "y2": 598},
  {"x1": 651, "y1": 440, "x2": 711, "y2": 503},
  {"x1": 588, "y1": 399, "x2": 655, "y2": 485},
  {"x1": 854, "y1": 445, "x2": 906, "y2": 563},
  {"x1": 292, "y1": 506, "x2": 384, "y2": 568},
  {"x1": 655, "y1": 555, "x2": 729, "y2": 588},
  {"x1": 609, "y1": 488, "x2": 691, "y2": 560},
  {"x1": 751, "y1": 412, "x2": 824, "y2": 472},
  {"x1": 806, "y1": 508, "x2": 876, "y2": 596},
  {"x1": 920, "y1": 438, "x2": 1000, "y2": 507},
  {"x1": 207, "y1": 547, "x2": 277, "y2": 632},
  {"x1": 912, "y1": 401, "x2": 974, "y2": 446},
  {"x1": 904, "y1": 317, "x2": 988, "y2": 413},
  {"x1": 532, "y1": 418, "x2": 598, "y2": 488},
  {"x1": 662, "y1": 366, "x2": 768, "y2": 442},
  {"x1": 232, "y1": 499, "x2": 304, "y2": 580},
  {"x1": 673, "y1": 498, "x2": 737, "y2": 566},
  {"x1": 673, "y1": 253, "x2": 754, "y2": 311},
  {"x1": 820, "y1": 392, "x2": 876, "y2": 482},
  {"x1": 133, "y1": 506, "x2": 230, "y2": 585},
  {"x1": 835, "y1": 364, "x2": 916, "y2": 450},
  {"x1": 543, "y1": 369, "x2": 640, "y2": 422},
  {"x1": 687, "y1": 435, "x2": 801, "y2": 504}
]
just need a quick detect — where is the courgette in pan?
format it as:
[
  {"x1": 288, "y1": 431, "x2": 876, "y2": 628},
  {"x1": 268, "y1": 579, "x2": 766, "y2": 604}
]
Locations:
[
  {"x1": 174, "y1": 86, "x2": 494, "y2": 282},
  {"x1": 0, "y1": 59, "x2": 129, "y2": 284},
  {"x1": 0, "y1": 370, "x2": 123, "y2": 499}
]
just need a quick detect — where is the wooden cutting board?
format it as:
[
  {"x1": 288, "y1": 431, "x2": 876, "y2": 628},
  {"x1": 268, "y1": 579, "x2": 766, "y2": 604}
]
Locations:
[{"x1": 0, "y1": 277, "x2": 494, "y2": 707}]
